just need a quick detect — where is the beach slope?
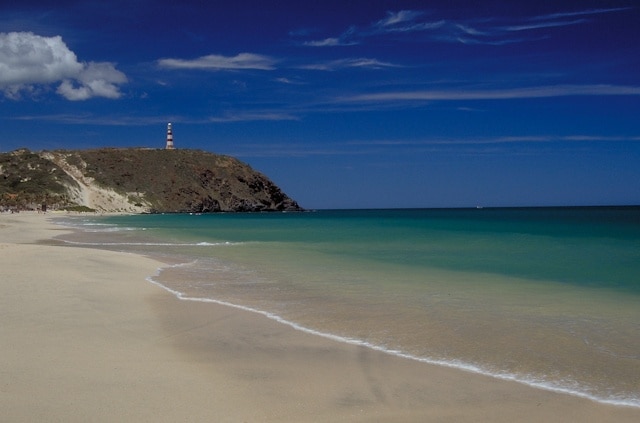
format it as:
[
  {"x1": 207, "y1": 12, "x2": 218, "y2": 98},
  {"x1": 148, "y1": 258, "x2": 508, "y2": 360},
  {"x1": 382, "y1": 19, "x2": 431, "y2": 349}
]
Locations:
[{"x1": 1, "y1": 213, "x2": 638, "y2": 422}]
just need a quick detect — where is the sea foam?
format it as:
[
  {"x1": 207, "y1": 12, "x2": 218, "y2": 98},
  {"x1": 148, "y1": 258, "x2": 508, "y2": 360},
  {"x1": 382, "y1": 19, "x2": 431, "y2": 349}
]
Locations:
[
  {"x1": 145, "y1": 261, "x2": 640, "y2": 409},
  {"x1": 62, "y1": 240, "x2": 238, "y2": 247}
]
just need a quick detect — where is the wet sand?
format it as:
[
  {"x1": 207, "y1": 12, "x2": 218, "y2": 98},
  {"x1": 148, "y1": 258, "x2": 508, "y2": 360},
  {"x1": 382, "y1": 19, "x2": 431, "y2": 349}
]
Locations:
[{"x1": 1, "y1": 212, "x2": 638, "y2": 422}]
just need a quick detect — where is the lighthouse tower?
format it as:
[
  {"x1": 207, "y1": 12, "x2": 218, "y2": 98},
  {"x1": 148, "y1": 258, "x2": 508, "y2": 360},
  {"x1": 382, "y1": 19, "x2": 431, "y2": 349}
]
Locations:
[{"x1": 165, "y1": 122, "x2": 174, "y2": 149}]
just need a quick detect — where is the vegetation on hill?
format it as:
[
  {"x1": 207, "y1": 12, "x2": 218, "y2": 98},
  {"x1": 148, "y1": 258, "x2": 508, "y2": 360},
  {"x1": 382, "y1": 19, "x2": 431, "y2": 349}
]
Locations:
[
  {"x1": 0, "y1": 148, "x2": 79, "y2": 210},
  {"x1": 0, "y1": 148, "x2": 302, "y2": 213}
]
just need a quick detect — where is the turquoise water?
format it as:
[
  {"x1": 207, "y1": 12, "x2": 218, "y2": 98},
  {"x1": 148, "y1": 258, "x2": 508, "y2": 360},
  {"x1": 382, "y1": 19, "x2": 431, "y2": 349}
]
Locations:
[{"x1": 57, "y1": 207, "x2": 640, "y2": 407}]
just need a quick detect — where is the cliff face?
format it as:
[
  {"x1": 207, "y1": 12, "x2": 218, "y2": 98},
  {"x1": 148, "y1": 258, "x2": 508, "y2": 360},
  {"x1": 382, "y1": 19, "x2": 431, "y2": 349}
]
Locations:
[{"x1": 0, "y1": 148, "x2": 303, "y2": 213}]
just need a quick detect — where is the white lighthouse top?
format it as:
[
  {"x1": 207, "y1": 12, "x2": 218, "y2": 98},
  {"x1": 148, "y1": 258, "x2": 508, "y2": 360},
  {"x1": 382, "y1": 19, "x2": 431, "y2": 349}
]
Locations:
[{"x1": 165, "y1": 122, "x2": 175, "y2": 149}]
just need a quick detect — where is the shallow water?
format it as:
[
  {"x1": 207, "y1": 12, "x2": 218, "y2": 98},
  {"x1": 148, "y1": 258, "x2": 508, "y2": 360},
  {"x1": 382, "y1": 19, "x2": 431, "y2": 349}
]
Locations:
[{"x1": 55, "y1": 207, "x2": 640, "y2": 407}]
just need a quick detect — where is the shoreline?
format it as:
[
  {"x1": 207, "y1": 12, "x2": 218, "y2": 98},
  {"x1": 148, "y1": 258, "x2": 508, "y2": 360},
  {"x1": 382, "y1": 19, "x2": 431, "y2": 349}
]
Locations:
[
  {"x1": 2, "y1": 212, "x2": 639, "y2": 422},
  {"x1": 146, "y1": 273, "x2": 640, "y2": 410}
]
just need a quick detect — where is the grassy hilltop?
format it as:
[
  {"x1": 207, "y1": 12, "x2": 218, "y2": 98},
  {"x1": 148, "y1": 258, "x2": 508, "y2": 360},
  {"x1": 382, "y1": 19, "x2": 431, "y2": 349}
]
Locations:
[{"x1": 0, "y1": 148, "x2": 302, "y2": 213}]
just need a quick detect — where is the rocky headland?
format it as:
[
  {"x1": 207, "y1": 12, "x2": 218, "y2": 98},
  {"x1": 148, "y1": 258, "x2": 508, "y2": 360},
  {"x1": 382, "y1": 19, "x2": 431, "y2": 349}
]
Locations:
[{"x1": 0, "y1": 148, "x2": 302, "y2": 213}]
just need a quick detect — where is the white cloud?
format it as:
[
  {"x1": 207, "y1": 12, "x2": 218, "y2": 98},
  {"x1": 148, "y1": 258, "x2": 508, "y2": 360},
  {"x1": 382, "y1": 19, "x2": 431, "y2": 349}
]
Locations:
[
  {"x1": 303, "y1": 37, "x2": 343, "y2": 47},
  {"x1": 158, "y1": 53, "x2": 277, "y2": 70},
  {"x1": 56, "y1": 80, "x2": 91, "y2": 101},
  {"x1": 0, "y1": 31, "x2": 127, "y2": 100},
  {"x1": 57, "y1": 62, "x2": 127, "y2": 100}
]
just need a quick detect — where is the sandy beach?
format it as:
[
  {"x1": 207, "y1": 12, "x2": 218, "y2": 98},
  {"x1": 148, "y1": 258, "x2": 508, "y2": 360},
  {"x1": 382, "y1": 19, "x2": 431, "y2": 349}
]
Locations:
[{"x1": 1, "y1": 212, "x2": 638, "y2": 422}]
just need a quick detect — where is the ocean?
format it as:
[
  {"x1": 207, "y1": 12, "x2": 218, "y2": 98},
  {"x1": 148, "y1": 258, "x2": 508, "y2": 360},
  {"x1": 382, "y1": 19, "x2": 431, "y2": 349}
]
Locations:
[{"x1": 55, "y1": 207, "x2": 640, "y2": 407}]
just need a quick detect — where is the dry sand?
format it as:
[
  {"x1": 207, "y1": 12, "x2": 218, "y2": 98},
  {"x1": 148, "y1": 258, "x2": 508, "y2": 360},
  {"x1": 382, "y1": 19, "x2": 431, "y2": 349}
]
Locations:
[{"x1": 1, "y1": 212, "x2": 639, "y2": 422}]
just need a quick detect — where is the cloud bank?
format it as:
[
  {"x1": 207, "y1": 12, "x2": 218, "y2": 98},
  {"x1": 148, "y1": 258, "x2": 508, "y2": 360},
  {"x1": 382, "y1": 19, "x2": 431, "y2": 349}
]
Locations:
[{"x1": 0, "y1": 32, "x2": 127, "y2": 100}]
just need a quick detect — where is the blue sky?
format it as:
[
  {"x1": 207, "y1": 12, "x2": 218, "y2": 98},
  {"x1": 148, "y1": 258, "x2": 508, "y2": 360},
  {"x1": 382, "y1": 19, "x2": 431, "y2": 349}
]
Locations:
[{"x1": 1, "y1": 0, "x2": 639, "y2": 209}]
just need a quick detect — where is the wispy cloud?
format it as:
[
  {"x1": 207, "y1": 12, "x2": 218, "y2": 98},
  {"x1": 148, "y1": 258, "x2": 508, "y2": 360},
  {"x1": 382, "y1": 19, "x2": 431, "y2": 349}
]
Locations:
[
  {"x1": 299, "y1": 57, "x2": 400, "y2": 71},
  {"x1": 342, "y1": 134, "x2": 640, "y2": 155},
  {"x1": 223, "y1": 134, "x2": 640, "y2": 159},
  {"x1": 303, "y1": 37, "x2": 358, "y2": 47},
  {"x1": 466, "y1": 7, "x2": 631, "y2": 39},
  {"x1": 376, "y1": 10, "x2": 426, "y2": 28},
  {"x1": 531, "y1": 7, "x2": 632, "y2": 21},
  {"x1": 303, "y1": 37, "x2": 340, "y2": 47},
  {"x1": 10, "y1": 113, "x2": 168, "y2": 126},
  {"x1": 303, "y1": 26, "x2": 359, "y2": 47},
  {"x1": 375, "y1": 10, "x2": 446, "y2": 34},
  {"x1": 275, "y1": 77, "x2": 305, "y2": 85},
  {"x1": 381, "y1": 20, "x2": 447, "y2": 33},
  {"x1": 503, "y1": 19, "x2": 587, "y2": 32},
  {"x1": 461, "y1": 135, "x2": 640, "y2": 144},
  {"x1": 343, "y1": 135, "x2": 640, "y2": 159},
  {"x1": 455, "y1": 24, "x2": 489, "y2": 36},
  {"x1": 560, "y1": 135, "x2": 640, "y2": 142},
  {"x1": 503, "y1": 7, "x2": 631, "y2": 33},
  {"x1": 229, "y1": 145, "x2": 364, "y2": 159},
  {"x1": 344, "y1": 136, "x2": 555, "y2": 148},
  {"x1": 452, "y1": 34, "x2": 528, "y2": 46},
  {"x1": 298, "y1": 6, "x2": 632, "y2": 47},
  {"x1": 158, "y1": 53, "x2": 277, "y2": 70},
  {"x1": 208, "y1": 112, "x2": 299, "y2": 123},
  {"x1": 10, "y1": 110, "x2": 301, "y2": 125},
  {"x1": 339, "y1": 84, "x2": 640, "y2": 103}
]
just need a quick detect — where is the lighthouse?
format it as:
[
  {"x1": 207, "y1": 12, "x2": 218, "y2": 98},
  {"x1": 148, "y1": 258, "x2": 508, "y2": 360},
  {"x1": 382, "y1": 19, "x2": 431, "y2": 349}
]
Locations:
[{"x1": 165, "y1": 122, "x2": 174, "y2": 149}]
